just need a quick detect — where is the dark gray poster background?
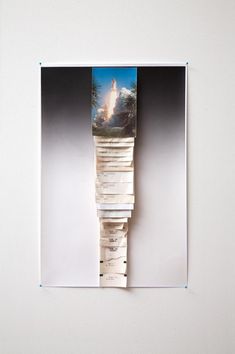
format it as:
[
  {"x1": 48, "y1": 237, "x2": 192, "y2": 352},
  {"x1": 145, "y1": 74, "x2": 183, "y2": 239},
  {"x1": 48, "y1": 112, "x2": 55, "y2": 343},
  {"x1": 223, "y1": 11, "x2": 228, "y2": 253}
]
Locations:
[{"x1": 41, "y1": 66, "x2": 187, "y2": 287}]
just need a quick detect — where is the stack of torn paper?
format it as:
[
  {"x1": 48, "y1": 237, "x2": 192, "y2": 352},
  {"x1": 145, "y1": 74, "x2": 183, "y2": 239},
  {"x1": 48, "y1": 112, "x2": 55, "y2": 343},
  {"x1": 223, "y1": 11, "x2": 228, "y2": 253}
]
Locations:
[{"x1": 95, "y1": 137, "x2": 135, "y2": 287}]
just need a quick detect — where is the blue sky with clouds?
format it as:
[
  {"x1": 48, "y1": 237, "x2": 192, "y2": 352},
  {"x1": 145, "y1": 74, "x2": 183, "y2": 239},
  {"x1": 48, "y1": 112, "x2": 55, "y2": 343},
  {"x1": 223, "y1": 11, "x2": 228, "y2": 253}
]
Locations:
[{"x1": 92, "y1": 67, "x2": 137, "y2": 107}]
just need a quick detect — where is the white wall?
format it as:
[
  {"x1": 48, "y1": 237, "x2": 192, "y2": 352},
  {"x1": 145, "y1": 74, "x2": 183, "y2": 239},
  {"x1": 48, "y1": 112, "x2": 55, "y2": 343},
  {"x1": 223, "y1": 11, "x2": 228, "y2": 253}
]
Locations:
[{"x1": 0, "y1": 0, "x2": 234, "y2": 353}]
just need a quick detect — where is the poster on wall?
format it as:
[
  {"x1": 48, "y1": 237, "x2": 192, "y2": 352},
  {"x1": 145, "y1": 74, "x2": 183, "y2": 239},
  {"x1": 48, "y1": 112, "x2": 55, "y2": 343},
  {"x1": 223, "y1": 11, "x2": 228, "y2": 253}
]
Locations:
[{"x1": 41, "y1": 64, "x2": 187, "y2": 288}]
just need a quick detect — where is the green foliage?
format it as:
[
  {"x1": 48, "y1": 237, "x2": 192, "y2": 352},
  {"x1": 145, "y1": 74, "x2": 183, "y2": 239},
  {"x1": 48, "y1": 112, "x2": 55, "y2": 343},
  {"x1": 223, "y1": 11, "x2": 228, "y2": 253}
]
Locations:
[
  {"x1": 92, "y1": 79, "x2": 101, "y2": 108},
  {"x1": 124, "y1": 81, "x2": 137, "y2": 115}
]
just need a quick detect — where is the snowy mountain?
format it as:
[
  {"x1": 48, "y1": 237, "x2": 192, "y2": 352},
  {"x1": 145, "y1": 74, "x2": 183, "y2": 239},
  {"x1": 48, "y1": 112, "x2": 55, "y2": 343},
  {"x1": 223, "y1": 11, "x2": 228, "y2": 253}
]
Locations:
[{"x1": 114, "y1": 87, "x2": 134, "y2": 114}]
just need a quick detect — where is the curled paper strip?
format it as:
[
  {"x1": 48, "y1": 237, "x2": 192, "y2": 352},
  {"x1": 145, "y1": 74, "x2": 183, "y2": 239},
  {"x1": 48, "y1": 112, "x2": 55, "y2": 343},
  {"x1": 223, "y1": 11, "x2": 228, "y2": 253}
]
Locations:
[
  {"x1": 96, "y1": 166, "x2": 134, "y2": 172},
  {"x1": 95, "y1": 142, "x2": 134, "y2": 148},
  {"x1": 100, "y1": 237, "x2": 127, "y2": 247},
  {"x1": 94, "y1": 137, "x2": 135, "y2": 143},
  {"x1": 100, "y1": 222, "x2": 127, "y2": 230},
  {"x1": 100, "y1": 218, "x2": 128, "y2": 223},
  {"x1": 100, "y1": 246, "x2": 127, "y2": 261},
  {"x1": 96, "y1": 194, "x2": 135, "y2": 204},
  {"x1": 100, "y1": 228, "x2": 128, "y2": 238},
  {"x1": 97, "y1": 171, "x2": 134, "y2": 182},
  {"x1": 97, "y1": 203, "x2": 134, "y2": 210},
  {"x1": 96, "y1": 182, "x2": 134, "y2": 195},
  {"x1": 100, "y1": 259, "x2": 127, "y2": 274},
  {"x1": 97, "y1": 210, "x2": 132, "y2": 218},
  {"x1": 97, "y1": 156, "x2": 133, "y2": 162},
  {"x1": 100, "y1": 273, "x2": 127, "y2": 288}
]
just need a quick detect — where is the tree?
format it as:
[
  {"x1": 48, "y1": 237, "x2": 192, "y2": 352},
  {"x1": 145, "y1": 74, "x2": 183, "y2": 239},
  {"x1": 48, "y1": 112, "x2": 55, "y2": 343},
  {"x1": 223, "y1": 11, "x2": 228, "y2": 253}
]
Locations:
[
  {"x1": 92, "y1": 78, "x2": 101, "y2": 108},
  {"x1": 124, "y1": 82, "x2": 137, "y2": 116}
]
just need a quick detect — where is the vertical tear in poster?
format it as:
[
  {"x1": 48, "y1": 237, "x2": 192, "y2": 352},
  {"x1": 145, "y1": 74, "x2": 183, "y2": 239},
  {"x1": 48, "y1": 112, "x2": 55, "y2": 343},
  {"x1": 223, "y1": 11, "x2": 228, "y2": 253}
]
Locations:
[{"x1": 92, "y1": 67, "x2": 137, "y2": 287}]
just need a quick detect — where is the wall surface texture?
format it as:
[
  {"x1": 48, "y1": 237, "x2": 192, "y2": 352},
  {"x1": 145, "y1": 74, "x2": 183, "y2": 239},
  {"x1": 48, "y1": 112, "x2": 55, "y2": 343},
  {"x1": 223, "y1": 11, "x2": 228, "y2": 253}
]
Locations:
[{"x1": 0, "y1": 0, "x2": 234, "y2": 353}]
